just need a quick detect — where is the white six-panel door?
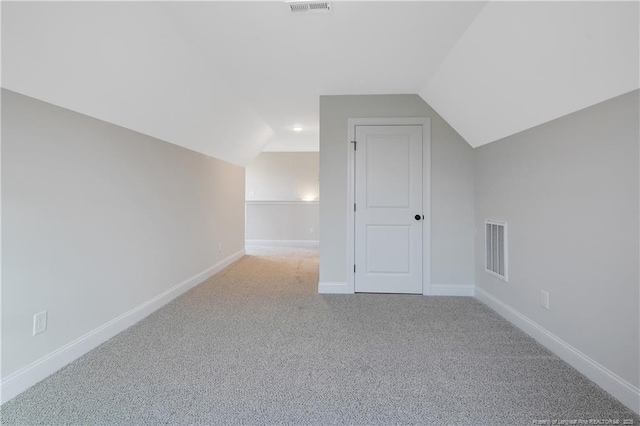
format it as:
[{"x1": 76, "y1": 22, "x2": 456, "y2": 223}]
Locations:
[{"x1": 354, "y1": 125, "x2": 423, "y2": 294}]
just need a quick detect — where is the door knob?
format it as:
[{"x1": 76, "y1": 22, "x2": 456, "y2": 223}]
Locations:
[{"x1": 415, "y1": 214, "x2": 422, "y2": 221}]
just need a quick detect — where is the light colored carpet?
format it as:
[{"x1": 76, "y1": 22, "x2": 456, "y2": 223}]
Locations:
[{"x1": 1, "y1": 246, "x2": 638, "y2": 425}]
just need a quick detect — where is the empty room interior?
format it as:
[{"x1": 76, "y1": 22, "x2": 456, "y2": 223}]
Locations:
[{"x1": 1, "y1": 1, "x2": 639, "y2": 425}]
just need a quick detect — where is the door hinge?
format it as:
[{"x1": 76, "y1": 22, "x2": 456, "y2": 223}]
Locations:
[
  {"x1": 354, "y1": 203, "x2": 356, "y2": 212},
  {"x1": 351, "y1": 140, "x2": 357, "y2": 150},
  {"x1": 354, "y1": 264, "x2": 356, "y2": 273}
]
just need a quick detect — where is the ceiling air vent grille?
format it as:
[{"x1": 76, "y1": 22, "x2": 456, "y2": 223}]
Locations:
[
  {"x1": 485, "y1": 220, "x2": 508, "y2": 282},
  {"x1": 288, "y1": 1, "x2": 331, "y2": 14}
]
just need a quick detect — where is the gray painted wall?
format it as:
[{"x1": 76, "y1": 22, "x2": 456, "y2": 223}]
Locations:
[
  {"x1": 245, "y1": 152, "x2": 319, "y2": 242},
  {"x1": 318, "y1": 94, "x2": 475, "y2": 286},
  {"x1": 474, "y1": 90, "x2": 640, "y2": 388},
  {"x1": 1, "y1": 90, "x2": 246, "y2": 378},
  {"x1": 245, "y1": 203, "x2": 319, "y2": 242},
  {"x1": 246, "y1": 152, "x2": 319, "y2": 201}
]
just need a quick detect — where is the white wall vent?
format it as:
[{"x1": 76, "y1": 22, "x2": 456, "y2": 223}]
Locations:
[
  {"x1": 485, "y1": 220, "x2": 508, "y2": 282},
  {"x1": 287, "y1": 1, "x2": 331, "y2": 14}
]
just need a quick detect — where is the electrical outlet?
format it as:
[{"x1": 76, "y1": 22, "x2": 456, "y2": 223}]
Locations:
[
  {"x1": 218, "y1": 242, "x2": 223, "y2": 252},
  {"x1": 33, "y1": 311, "x2": 48, "y2": 336},
  {"x1": 541, "y1": 291, "x2": 550, "y2": 310},
  {"x1": 309, "y1": 227, "x2": 315, "y2": 234}
]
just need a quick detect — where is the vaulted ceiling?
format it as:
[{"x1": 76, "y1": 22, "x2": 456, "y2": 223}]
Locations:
[{"x1": 2, "y1": 1, "x2": 638, "y2": 165}]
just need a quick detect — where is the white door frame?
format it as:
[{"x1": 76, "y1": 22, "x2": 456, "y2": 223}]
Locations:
[{"x1": 346, "y1": 117, "x2": 432, "y2": 295}]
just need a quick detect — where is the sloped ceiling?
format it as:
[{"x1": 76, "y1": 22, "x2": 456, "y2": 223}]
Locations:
[
  {"x1": 2, "y1": 2, "x2": 638, "y2": 162},
  {"x1": 1, "y1": 1, "x2": 275, "y2": 166},
  {"x1": 420, "y1": 1, "x2": 640, "y2": 148},
  {"x1": 158, "y1": 1, "x2": 487, "y2": 152}
]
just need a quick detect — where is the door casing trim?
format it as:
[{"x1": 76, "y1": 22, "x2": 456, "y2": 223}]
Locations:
[{"x1": 347, "y1": 117, "x2": 432, "y2": 295}]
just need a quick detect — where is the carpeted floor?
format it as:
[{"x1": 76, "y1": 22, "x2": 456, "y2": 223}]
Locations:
[{"x1": 1, "y1": 246, "x2": 638, "y2": 425}]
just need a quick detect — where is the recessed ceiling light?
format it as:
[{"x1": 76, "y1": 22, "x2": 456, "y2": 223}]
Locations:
[{"x1": 293, "y1": 126, "x2": 303, "y2": 132}]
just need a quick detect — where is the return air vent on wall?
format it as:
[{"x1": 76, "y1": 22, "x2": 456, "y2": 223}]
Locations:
[
  {"x1": 287, "y1": 1, "x2": 331, "y2": 14},
  {"x1": 485, "y1": 220, "x2": 508, "y2": 282}
]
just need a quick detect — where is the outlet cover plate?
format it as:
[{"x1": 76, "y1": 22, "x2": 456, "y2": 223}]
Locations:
[
  {"x1": 541, "y1": 291, "x2": 550, "y2": 310},
  {"x1": 33, "y1": 311, "x2": 48, "y2": 335}
]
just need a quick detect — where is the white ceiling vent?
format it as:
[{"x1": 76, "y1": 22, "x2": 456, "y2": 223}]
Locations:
[{"x1": 287, "y1": 1, "x2": 331, "y2": 14}]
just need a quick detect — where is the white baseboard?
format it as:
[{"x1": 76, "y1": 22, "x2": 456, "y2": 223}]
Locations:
[
  {"x1": 318, "y1": 282, "x2": 475, "y2": 296},
  {"x1": 429, "y1": 283, "x2": 475, "y2": 296},
  {"x1": 246, "y1": 239, "x2": 319, "y2": 248},
  {"x1": 0, "y1": 249, "x2": 245, "y2": 405},
  {"x1": 475, "y1": 287, "x2": 640, "y2": 415},
  {"x1": 318, "y1": 281, "x2": 353, "y2": 294}
]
